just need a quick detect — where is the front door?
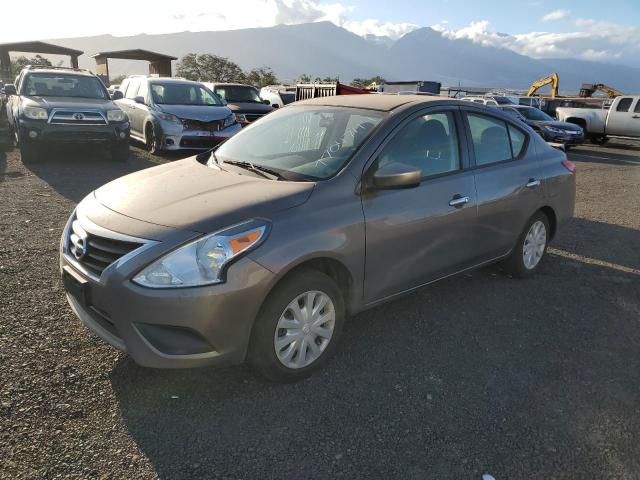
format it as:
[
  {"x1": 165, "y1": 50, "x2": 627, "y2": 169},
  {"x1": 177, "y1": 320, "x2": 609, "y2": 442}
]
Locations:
[
  {"x1": 361, "y1": 108, "x2": 480, "y2": 303},
  {"x1": 606, "y1": 97, "x2": 640, "y2": 137}
]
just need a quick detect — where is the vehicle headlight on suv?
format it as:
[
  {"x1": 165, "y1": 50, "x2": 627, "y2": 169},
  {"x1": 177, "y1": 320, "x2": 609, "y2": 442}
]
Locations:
[
  {"x1": 544, "y1": 126, "x2": 565, "y2": 134},
  {"x1": 23, "y1": 106, "x2": 48, "y2": 120},
  {"x1": 224, "y1": 113, "x2": 237, "y2": 128},
  {"x1": 106, "y1": 109, "x2": 127, "y2": 122},
  {"x1": 158, "y1": 112, "x2": 181, "y2": 124},
  {"x1": 133, "y1": 220, "x2": 269, "y2": 288},
  {"x1": 234, "y1": 113, "x2": 248, "y2": 125}
]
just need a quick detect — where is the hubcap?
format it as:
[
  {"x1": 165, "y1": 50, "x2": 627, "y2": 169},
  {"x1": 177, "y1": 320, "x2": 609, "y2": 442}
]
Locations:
[
  {"x1": 274, "y1": 291, "x2": 335, "y2": 369},
  {"x1": 523, "y1": 220, "x2": 547, "y2": 270}
]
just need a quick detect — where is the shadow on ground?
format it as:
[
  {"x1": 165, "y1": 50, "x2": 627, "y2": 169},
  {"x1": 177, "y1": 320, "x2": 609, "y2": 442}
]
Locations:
[
  {"x1": 20, "y1": 145, "x2": 188, "y2": 203},
  {"x1": 109, "y1": 229, "x2": 640, "y2": 478}
]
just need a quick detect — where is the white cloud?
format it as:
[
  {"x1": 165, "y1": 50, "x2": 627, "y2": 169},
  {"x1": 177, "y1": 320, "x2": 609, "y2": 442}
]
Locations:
[
  {"x1": 342, "y1": 19, "x2": 419, "y2": 39},
  {"x1": 542, "y1": 9, "x2": 570, "y2": 22},
  {"x1": 436, "y1": 19, "x2": 640, "y2": 64}
]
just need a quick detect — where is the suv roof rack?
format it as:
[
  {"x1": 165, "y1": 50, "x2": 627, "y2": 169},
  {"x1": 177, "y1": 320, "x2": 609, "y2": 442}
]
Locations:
[{"x1": 24, "y1": 65, "x2": 92, "y2": 74}]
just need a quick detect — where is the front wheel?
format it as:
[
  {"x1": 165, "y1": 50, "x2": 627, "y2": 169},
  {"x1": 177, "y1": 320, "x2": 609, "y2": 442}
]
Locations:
[
  {"x1": 19, "y1": 141, "x2": 39, "y2": 163},
  {"x1": 590, "y1": 134, "x2": 608, "y2": 145},
  {"x1": 248, "y1": 269, "x2": 345, "y2": 382},
  {"x1": 502, "y1": 212, "x2": 550, "y2": 278},
  {"x1": 145, "y1": 123, "x2": 160, "y2": 154}
]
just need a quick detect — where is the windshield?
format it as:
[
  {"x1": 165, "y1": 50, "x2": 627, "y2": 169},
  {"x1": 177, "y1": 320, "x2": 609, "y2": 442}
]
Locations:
[
  {"x1": 518, "y1": 107, "x2": 554, "y2": 121},
  {"x1": 150, "y1": 83, "x2": 222, "y2": 106},
  {"x1": 24, "y1": 73, "x2": 108, "y2": 99},
  {"x1": 214, "y1": 86, "x2": 262, "y2": 103},
  {"x1": 214, "y1": 106, "x2": 384, "y2": 180}
]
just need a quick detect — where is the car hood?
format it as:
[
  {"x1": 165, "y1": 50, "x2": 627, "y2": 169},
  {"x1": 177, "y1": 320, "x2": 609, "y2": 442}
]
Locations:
[
  {"x1": 156, "y1": 104, "x2": 232, "y2": 122},
  {"x1": 529, "y1": 120, "x2": 583, "y2": 131},
  {"x1": 94, "y1": 156, "x2": 315, "y2": 234},
  {"x1": 23, "y1": 96, "x2": 116, "y2": 111},
  {"x1": 227, "y1": 102, "x2": 273, "y2": 114}
]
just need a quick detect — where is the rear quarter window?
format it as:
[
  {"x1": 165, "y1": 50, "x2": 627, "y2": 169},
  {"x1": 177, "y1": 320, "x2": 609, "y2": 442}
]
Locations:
[
  {"x1": 616, "y1": 98, "x2": 633, "y2": 112},
  {"x1": 466, "y1": 113, "x2": 527, "y2": 165}
]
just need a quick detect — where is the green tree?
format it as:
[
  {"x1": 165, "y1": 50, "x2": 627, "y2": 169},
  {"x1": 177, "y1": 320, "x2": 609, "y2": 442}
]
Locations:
[
  {"x1": 10, "y1": 55, "x2": 52, "y2": 75},
  {"x1": 176, "y1": 53, "x2": 245, "y2": 82},
  {"x1": 298, "y1": 73, "x2": 311, "y2": 83},
  {"x1": 351, "y1": 76, "x2": 386, "y2": 89},
  {"x1": 245, "y1": 67, "x2": 278, "y2": 88}
]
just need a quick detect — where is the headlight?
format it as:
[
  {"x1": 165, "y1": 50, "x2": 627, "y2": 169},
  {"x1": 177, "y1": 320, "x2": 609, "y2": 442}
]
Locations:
[
  {"x1": 235, "y1": 113, "x2": 248, "y2": 124},
  {"x1": 132, "y1": 219, "x2": 269, "y2": 288},
  {"x1": 544, "y1": 126, "x2": 564, "y2": 134},
  {"x1": 107, "y1": 109, "x2": 126, "y2": 122},
  {"x1": 23, "y1": 106, "x2": 48, "y2": 120},
  {"x1": 158, "y1": 112, "x2": 181, "y2": 123},
  {"x1": 224, "y1": 113, "x2": 236, "y2": 128}
]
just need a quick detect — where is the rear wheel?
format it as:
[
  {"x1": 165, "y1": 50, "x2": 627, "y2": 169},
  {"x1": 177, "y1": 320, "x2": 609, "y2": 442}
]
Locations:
[
  {"x1": 502, "y1": 212, "x2": 550, "y2": 278},
  {"x1": 248, "y1": 269, "x2": 345, "y2": 382}
]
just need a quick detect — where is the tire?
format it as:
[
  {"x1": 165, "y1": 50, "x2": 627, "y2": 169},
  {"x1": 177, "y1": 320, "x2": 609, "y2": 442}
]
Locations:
[
  {"x1": 248, "y1": 269, "x2": 345, "y2": 382},
  {"x1": 590, "y1": 134, "x2": 609, "y2": 145},
  {"x1": 111, "y1": 143, "x2": 129, "y2": 162},
  {"x1": 145, "y1": 123, "x2": 159, "y2": 154},
  {"x1": 502, "y1": 211, "x2": 550, "y2": 278},
  {"x1": 19, "y1": 141, "x2": 39, "y2": 163}
]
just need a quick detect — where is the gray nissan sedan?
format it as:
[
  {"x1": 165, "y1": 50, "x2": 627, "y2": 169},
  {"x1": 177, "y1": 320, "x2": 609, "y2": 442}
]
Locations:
[{"x1": 60, "y1": 95, "x2": 576, "y2": 381}]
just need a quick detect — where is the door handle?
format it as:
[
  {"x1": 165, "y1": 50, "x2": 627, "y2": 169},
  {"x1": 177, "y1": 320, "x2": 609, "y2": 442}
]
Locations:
[
  {"x1": 449, "y1": 195, "x2": 470, "y2": 207},
  {"x1": 526, "y1": 179, "x2": 541, "y2": 188}
]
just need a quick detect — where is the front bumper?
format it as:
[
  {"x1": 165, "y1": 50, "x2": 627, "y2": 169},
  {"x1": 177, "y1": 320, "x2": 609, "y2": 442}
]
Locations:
[
  {"x1": 59, "y1": 210, "x2": 276, "y2": 368},
  {"x1": 544, "y1": 130, "x2": 585, "y2": 146},
  {"x1": 158, "y1": 121, "x2": 241, "y2": 151},
  {"x1": 19, "y1": 118, "x2": 129, "y2": 146}
]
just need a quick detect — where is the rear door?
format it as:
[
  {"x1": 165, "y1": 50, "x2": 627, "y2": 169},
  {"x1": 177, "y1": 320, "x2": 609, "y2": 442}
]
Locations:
[
  {"x1": 361, "y1": 107, "x2": 480, "y2": 303},
  {"x1": 606, "y1": 97, "x2": 640, "y2": 137},
  {"x1": 462, "y1": 108, "x2": 543, "y2": 260}
]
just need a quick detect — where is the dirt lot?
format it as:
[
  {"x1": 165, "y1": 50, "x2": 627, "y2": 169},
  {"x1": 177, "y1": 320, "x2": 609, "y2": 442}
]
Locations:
[{"x1": 1, "y1": 139, "x2": 639, "y2": 479}]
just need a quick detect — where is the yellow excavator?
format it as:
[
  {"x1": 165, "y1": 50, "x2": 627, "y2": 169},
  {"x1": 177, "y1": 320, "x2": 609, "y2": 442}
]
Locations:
[
  {"x1": 578, "y1": 83, "x2": 623, "y2": 98},
  {"x1": 527, "y1": 72, "x2": 559, "y2": 98}
]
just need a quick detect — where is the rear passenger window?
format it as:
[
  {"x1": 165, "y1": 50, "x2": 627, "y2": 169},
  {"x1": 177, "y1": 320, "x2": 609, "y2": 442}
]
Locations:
[
  {"x1": 508, "y1": 124, "x2": 526, "y2": 157},
  {"x1": 467, "y1": 113, "x2": 512, "y2": 165},
  {"x1": 378, "y1": 111, "x2": 460, "y2": 177},
  {"x1": 634, "y1": 100, "x2": 640, "y2": 113},
  {"x1": 616, "y1": 98, "x2": 633, "y2": 112}
]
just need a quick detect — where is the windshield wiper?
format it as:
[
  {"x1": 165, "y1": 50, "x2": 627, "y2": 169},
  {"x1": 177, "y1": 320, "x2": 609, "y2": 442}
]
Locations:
[{"x1": 222, "y1": 160, "x2": 284, "y2": 180}]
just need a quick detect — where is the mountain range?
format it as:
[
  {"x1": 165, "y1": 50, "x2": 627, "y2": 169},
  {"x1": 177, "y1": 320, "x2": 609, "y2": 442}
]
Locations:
[{"x1": 44, "y1": 21, "x2": 640, "y2": 93}]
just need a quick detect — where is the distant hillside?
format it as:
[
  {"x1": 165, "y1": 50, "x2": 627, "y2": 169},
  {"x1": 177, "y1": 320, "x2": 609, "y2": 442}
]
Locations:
[{"x1": 43, "y1": 22, "x2": 640, "y2": 92}]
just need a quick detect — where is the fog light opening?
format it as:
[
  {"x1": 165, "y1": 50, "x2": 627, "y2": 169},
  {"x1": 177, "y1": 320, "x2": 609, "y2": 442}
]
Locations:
[
  {"x1": 119, "y1": 131, "x2": 126, "y2": 139},
  {"x1": 28, "y1": 130, "x2": 38, "y2": 138}
]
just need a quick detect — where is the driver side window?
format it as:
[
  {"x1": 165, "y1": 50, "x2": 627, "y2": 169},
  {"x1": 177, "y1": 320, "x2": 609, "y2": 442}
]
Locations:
[{"x1": 378, "y1": 111, "x2": 461, "y2": 178}]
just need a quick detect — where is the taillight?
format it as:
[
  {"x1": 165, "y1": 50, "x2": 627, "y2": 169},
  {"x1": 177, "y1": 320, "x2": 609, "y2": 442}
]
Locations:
[{"x1": 562, "y1": 159, "x2": 576, "y2": 174}]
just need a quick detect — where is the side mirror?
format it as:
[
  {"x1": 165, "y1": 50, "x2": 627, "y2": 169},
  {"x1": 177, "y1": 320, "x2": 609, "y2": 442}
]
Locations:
[
  {"x1": 111, "y1": 90, "x2": 123, "y2": 100},
  {"x1": 263, "y1": 99, "x2": 271, "y2": 105},
  {"x1": 371, "y1": 162, "x2": 422, "y2": 189},
  {"x1": 134, "y1": 95, "x2": 145, "y2": 104},
  {"x1": 3, "y1": 84, "x2": 16, "y2": 96}
]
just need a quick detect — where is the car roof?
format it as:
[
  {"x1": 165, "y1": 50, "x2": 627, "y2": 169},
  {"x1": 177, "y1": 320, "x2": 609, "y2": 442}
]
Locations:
[
  {"x1": 210, "y1": 83, "x2": 256, "y2": 88},
  {"x1": 146, "y1": 77, "x2": 202, "y2": 86},
  {"x1": 295, "y1": 94, "x2": 460, "y2": 112}
]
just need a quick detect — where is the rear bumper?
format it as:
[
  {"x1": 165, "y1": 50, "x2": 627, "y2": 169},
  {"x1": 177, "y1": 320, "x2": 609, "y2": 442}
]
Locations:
[{"x1": 18, "y1": 118, "x2": 130, "y2": 146}]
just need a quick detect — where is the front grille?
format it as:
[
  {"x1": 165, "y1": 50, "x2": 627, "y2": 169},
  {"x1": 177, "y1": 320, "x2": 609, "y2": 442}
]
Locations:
[
  {"x1": 48, "y1": 131, "x2": 112, "y2": 142},
  {"x1": 68, "y1": 219, "x2": 142, "y2": 278},
  {"x1": 181, "y1": 119, "x2": 224, "y2": 131},
  {"x1": 50, "y1": 110, "x2": 107, "y2": 125},
  {"x1": 246, "y1": 113, "x2": 264, "y2": 123}
]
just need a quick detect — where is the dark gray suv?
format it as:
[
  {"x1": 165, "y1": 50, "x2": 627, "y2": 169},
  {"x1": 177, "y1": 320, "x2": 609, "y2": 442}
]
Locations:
[{"x1": 60, "y1": 95, "x2": 576, "y2": 381}]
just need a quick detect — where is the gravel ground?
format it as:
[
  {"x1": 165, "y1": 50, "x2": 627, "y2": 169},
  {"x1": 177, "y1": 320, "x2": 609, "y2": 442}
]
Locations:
[{"x1": 1, "y1": 140, "x2": 639, "y2": 479}]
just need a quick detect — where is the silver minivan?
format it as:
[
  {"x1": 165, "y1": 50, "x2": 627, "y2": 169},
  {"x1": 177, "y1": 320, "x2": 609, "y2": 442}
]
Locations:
[
  {"x1": 61, "y1": 95, "x2": 576, "y2": 381},
  {"x1": 116, "y1": 77, "x2": 241, "y2": 153}
]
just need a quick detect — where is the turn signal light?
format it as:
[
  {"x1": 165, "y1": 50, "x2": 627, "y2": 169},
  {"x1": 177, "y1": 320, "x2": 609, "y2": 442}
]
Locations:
[{"x1": 229, "y1": 230, "x2": 262, "y2": 255}]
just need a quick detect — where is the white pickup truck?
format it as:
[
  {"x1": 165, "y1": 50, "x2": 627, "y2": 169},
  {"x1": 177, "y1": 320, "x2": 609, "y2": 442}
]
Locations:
[{"x1": 556, "y1": 95, "x2": 640, "y2": 145}]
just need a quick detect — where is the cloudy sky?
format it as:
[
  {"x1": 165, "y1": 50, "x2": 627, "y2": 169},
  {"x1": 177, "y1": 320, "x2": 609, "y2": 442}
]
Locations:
[{"x1": 2, "y1": 0, "x2": 639, "y2": 66}]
